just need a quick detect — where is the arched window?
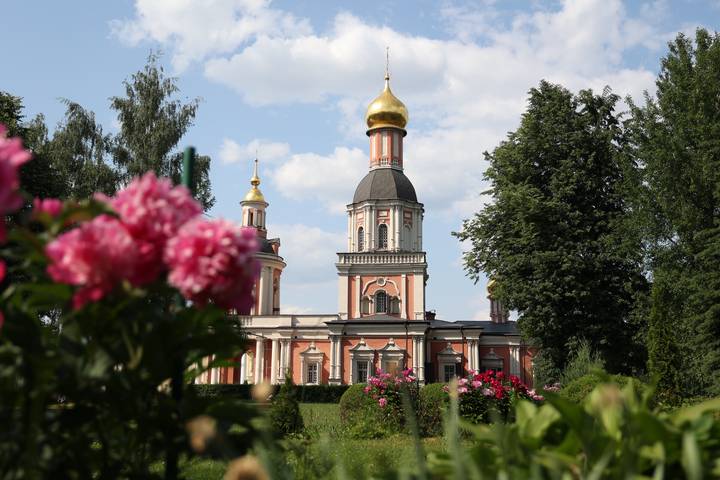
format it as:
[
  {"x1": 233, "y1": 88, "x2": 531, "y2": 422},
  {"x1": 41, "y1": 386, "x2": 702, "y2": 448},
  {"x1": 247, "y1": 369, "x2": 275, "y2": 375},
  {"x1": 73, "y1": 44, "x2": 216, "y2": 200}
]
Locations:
[
  {"x1": 378, "y1": 224, "x2": 388, "y2": 249},
  {"x1": 358, "y1": 227, "x2": 364, "y2": 251},
  {"x1": 375, "y1": 290, "x2": 388, "y2": 314}
]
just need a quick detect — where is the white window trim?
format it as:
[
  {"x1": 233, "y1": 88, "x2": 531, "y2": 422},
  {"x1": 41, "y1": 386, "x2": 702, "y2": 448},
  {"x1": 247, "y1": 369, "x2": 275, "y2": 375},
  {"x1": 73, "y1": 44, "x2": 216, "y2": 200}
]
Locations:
[
  {"x1": 299, "y1": 342, "x2": 324, "y2": 385},
  {"x1": 349, "y1": 338, "x2": 375, "y2": 384},
  {"x1": 437, "y1": 343, "x2": 462, "y2": 382}
]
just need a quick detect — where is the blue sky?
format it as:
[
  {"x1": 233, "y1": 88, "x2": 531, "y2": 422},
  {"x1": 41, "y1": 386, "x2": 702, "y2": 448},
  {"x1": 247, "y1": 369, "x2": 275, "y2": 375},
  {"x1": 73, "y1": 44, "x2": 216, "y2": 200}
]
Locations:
[{"x1": 4, "y1": 0, "x2": 718, "y2": 318}]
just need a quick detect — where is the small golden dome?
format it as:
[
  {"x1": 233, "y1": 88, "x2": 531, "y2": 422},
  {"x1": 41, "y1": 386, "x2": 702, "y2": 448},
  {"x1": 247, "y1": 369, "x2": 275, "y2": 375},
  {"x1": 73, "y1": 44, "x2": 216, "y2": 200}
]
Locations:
[
  {"x1": 243, "y1": 158, "x2": 266, "y2": 203},
  {"x1": 365, "y1": 74, "x2": 409, "y2": 134},
  {"x1": 487, "y1": 278, "x2": 497, "y2": 296}
]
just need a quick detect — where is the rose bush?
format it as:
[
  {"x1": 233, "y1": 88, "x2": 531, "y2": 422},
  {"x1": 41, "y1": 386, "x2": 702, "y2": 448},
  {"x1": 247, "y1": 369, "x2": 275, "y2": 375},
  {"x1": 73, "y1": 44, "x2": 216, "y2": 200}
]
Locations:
[
  {"x1": 445, "y1": 369, "x2": 542, "y2": 424},
  {"x1": 0, "y1": 125, "x2": 264, "y2": 478}
]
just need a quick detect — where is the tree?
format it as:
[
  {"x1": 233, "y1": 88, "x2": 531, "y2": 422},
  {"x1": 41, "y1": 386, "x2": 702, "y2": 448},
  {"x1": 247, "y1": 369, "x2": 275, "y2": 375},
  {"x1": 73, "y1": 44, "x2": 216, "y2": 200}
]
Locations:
[
  {"x1": 0, "y1": 92, "x2": 63, "y2": 200},
  {"x1": 455, "y1": 81, "x2": 647, "y2": 376},
  {"x1": 48, "y1": 101, "x2": 119, "y2": 199},
  {"x1": 627, "y1": 28, "x2": 720, "y2": 395},
  {"x1": 111, "y1": 54, "x2": 214, "y2": 210}
]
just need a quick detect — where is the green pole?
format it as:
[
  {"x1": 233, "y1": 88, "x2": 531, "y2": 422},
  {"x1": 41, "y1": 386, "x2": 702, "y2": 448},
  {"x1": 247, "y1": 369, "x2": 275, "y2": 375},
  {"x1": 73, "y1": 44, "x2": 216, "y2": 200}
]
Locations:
[{"x1": 166, "y1": 146, "x2": 196, "y2": 480}]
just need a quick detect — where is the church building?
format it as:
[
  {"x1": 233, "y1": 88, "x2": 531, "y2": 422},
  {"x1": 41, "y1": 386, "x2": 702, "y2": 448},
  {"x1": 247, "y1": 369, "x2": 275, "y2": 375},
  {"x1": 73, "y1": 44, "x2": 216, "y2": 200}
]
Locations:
[{"x1": 196, "y1": 71, "x2": 534, "y2": 386}]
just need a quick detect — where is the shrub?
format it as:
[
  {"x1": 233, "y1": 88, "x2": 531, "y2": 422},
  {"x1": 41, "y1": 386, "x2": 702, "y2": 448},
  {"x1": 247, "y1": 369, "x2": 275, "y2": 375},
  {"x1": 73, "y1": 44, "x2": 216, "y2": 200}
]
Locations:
[
  {"x1": 338, "y1": 383, "x2": 387, "y2": 438},
  {"x1": 192, "y1": 384, "x2": 349, "y2": 403},
  {"x1": 446, "y1": 369, "x2": 542, "y2": 424},
  {"x1": 428, "y1": 382, "x2": 720, "y2": 478},
  {"x1": 418, "y1": 383, "x2": 447, "y2": 437},
  {"x1": 338, "y1": 384, "x2": 372, "y2": 425},
  {"x1": 560, "y1": 339, "x2": 605, "y2": 385},
  {"x1": 269, "y1": 377, "x2": 304, "y2": 436},
  {"x1": 560, "y1": 372, "x2": 645, "y2": 404}
]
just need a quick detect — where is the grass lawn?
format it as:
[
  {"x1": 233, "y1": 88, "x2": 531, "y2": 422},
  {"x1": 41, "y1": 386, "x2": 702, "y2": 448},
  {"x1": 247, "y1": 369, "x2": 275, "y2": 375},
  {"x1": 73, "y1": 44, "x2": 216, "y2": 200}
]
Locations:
[{"x1": 181, "y1": 403, "x2": 446, "y2": 479}]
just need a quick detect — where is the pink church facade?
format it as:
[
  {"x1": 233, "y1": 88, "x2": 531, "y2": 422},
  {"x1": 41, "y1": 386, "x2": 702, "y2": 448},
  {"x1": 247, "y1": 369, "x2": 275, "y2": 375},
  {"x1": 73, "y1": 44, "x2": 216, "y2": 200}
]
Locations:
[{"x1": 196, "y1": 73, "x2": 534, "y2": 387}]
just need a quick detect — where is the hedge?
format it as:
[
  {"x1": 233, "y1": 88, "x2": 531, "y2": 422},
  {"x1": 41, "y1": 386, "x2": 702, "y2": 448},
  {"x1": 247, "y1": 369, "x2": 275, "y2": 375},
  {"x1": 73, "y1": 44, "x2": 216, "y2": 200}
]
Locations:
[
  {"x1": 191, "y1": 384, "x2": 349, "y2": 403},
  {"x1": 418, "y1": 383, "x2": 447, "y2": 437},
  {"x1": 559, "y1": 372, "x2": 647, "y2": 404}
]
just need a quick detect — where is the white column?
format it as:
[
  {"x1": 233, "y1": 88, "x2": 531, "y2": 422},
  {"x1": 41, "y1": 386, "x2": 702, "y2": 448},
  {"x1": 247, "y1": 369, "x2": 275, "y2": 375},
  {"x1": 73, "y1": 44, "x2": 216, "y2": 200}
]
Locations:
[
  {"x1": 510, "y1": 345, "x2": 521, "y2": 376},
  {"x1": 329, "y1": 335, "x2": 337, "y2": 381},
  {"x1": 418, "y1": 337, "x2": 425, "y2": 382},
  {"x1": 338, "y1": 275, "x2": 349, "y2": 319},
  {"x1": 354, "y1": 275, "x2": 361, "y2": 318},
  {"x1": 395, "y1": 206, "x2": 401, "y2": 251},
  {"x1": 400, "y1": 274, "x2": 407, "y2": 319},
  {"x1": 270, "y1": 339, "x2": 279, "y2": 384},
  {"x1": 282, "y1": 340, "x2": 291, "y2": 379},
  {"x1": 254, "y1": 339, "x2": 264, "y2": 383},
  {"x1": 240, "y1": 354, "x2": 247, "y2": 383},
  {"x1": 412, "y1": 336, "x2": 419, "y2": 373},
  {"x1": 347, "y1": 210, "x2": 352, "y2": 250}
]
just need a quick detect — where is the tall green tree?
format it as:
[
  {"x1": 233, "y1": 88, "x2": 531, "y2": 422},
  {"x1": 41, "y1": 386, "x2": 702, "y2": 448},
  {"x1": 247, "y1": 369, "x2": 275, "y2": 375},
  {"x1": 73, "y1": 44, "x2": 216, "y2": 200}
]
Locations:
[
  {"x1": 111, "y1": 54, "x2": 214, "y2": 210},
  {"x1": 627, "y1": 28, "x2": 720, "y2": 395},
  {"x1": 0, "y1": 92, "x2": 63, "y2": 200},
  {"x1": 48, "y1": 101, "x2": 119, "y2": 199},
  {"x1": 455, "y1": 81, "x2": 647, "y2": 376}
]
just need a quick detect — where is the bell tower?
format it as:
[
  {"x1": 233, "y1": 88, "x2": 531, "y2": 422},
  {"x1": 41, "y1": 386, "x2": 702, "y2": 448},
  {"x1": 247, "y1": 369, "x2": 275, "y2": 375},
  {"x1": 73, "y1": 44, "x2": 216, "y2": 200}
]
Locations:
[
  {"x1": 336, "y1": 69, "x2": 428, "y2": 321},
  {"x1": 240, "y1": 158, "x2": 286, "y2": 315}
]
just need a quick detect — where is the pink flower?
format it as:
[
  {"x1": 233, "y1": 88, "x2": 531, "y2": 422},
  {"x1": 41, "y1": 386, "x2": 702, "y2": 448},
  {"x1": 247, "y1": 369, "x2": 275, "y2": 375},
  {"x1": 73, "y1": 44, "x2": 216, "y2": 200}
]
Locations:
[
  {"x1": 482, "y1": 388, "x2": 494, "y2": 397},
  {"x1": 378, "y1": 397, "x2": 387, "y2": 408},
  {"x1": 46, "y1": 215, "x2": 137, "y2": 309},
  {"x1": 0, "y1": 124, "x2": 32, "y2": 216},
  {"x1": 164, "y1": 219, "x2": 259, "y2": 312},
  {"x1": 458, "y1": 386, "x2": 468, "y2": 394},
  {"x1": 471, "y1": 380, "x2": 483, "y2": 389},
  {"x1": 33, "y1": 198, "x2": 63, "y2": 218},
  {"x1": 109, "y1": 172, "x2": 201, "y2": 285}
]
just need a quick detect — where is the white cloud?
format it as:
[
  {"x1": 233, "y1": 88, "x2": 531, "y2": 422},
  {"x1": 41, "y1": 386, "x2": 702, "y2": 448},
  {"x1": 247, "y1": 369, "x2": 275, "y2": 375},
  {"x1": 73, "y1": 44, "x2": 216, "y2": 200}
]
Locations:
[
  {"x1": 116, "y1": 0, "x2": 664, "y2": 215},
  {"x1": 268, "y1": 223, "x2": 345, "y2": 283},
  {"x1": 110, "y1": 0, "x2": 311, "y2": 71},
  {"x1": 218, "y1": 138, "x2": 290, "y2": 164},
  {"x1": 270, "y1": 147, "x2": 366, "y2": 213}
]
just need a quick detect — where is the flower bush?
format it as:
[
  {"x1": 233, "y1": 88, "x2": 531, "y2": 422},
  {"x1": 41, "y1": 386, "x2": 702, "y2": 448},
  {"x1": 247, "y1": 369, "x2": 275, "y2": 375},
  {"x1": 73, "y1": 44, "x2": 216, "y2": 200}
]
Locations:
[
  {"x1": 445, "y1": 369, "x2": 541, "y2": 423},
  {"x1": 0, "y1": 125, "x2": 265, "y2": 478},
  {"x1": 362, "y1": 368, "x2": 420, "y2": 434}
]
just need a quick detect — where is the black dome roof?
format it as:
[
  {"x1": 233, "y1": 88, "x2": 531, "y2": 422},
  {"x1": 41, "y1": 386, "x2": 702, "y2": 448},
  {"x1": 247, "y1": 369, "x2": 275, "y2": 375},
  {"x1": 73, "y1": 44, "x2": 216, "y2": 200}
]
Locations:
[
  {"x1": 352, "y1": 168, "x2": 417, "y2": 203},
  {"x1": 258, "y1": 237, "x2": 275, "y2": 254}
]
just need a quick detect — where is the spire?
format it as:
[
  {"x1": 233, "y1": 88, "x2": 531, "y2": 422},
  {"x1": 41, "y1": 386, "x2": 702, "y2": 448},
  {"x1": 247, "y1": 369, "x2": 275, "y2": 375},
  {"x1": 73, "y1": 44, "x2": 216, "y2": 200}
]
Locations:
[
  {"x1": 365, "y1": 47, "x2": 409, "y2": 133},
  {"x1": 385, "y1": 46, "x2": 390, "y2": 81},
  {"x1": 243, "y1": 156, "x2": 266, "y2": 203}
]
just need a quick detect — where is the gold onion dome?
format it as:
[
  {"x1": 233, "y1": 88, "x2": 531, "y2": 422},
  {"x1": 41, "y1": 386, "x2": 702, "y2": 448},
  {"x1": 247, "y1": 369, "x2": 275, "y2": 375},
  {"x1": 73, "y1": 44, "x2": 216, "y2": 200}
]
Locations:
[
  {"x1": 487, "y1": 278, "x2": 497, "y2": 297},
  {"x1": 244, "y1": 158, "x2": 266, "y2": 203},
  {"x1": 365, "y1": 74, "x2": 409, "y2": 134}
]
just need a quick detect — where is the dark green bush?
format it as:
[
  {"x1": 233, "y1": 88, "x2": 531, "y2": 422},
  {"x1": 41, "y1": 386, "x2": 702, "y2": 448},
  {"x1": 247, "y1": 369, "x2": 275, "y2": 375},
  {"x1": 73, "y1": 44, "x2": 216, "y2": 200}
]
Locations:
[
  {"x1": 338, "y1": 384, "x2": 388, "y2": 438},
  {"x1": 418, "y1": 383, "x2": 447, "y2": 437},
  {"x1": 269, "y1": 378, "x2": 304, "y2": 436},
  {"x1": 560, "y1": 372, "x2": 645, "y2": 404},
  {"x1": 192, "y1": 384, "x2": 349, "y2": 403}
]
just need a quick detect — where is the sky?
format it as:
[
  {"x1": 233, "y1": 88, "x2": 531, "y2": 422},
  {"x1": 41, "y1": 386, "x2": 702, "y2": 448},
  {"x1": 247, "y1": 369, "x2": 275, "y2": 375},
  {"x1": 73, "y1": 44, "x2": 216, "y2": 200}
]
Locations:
[{"x1": 4, "y1": 0, "x2": 718, "y2": 319}]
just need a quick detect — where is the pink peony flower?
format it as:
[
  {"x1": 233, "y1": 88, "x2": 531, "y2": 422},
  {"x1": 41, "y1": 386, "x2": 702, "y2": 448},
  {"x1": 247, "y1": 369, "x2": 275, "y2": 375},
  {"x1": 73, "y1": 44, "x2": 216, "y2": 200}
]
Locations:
[
  {"x1": 33, "y1": 197, "x2": 63, "y2": 218},
  {"x1": 0, "y1": 124, "x2": 32, "y2": 216},
  {"x1": 457, "y1": 386, "x2": 468, "y2": 394},
  {"x1": 471, "y1": 380, "x2": 483, "y2": 389},
  {"x1": 46, "y1": 215, "x2": 137, "y2": 309},
  {"x1": 164, "y1": 218, "x2": 259, "y2": 312},
  {"x1": 482, "y1": 388, "x2": 494, "y2": 397},
  {"x1": 378, "y1": 397, "x2": 387, "y2": 408},
  {"x1": 109, "y1": 172, "x2": 202, "y2": 285}
]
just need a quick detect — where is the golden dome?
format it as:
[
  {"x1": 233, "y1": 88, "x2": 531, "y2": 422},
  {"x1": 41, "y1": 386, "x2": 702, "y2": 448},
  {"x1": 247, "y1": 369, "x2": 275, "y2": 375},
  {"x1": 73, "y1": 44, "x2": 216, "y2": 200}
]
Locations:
[
  {"x1": 365, "y1": 74, "x2": 409, "y2": 134},
  {"x1": 243, "y1": 158, "x2": 266, "y2": 203},
  {"x1": 487, "y1": 278, "x2": 497, "y2": 296}
]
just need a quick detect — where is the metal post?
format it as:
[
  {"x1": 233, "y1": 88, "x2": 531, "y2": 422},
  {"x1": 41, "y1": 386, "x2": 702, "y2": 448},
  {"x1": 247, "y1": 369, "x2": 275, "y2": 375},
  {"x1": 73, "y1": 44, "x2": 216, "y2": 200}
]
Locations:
[{"x1": 166, "y1": 147, "x2": 196, "y2": 480}]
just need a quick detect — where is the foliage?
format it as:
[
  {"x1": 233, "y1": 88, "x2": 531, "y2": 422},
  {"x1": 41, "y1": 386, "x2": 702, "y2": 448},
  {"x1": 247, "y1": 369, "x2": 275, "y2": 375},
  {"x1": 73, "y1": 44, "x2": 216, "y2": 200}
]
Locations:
[
  {"x1": 626, "y1": 28, "x2": 720, "y2": 396},
  {"x1": 362, "y1": 369, "x2": 421, "y2": 436},
  {"x1": 192, "y1": 383, "x2": 350, "y2": 403},
  {"x1": 454, "y1": 81, "x2": 648, "y2": 375},
  {"x1": 560, "y1": 371, "x2": 644, "y2": 404},
  {"x1": 269, "y1": 377, "x2": 304, "y2": 437},
  {"x1": 111, "y1": 53, "x2": 214, "y2": 210},
  {"x1": 338, "y1": 383, "x2": 388, "y2": 439},
  {"x1": 418, "y1": 382, "x2": 447, "y2": 437},
  {"x1": 0, "y1": 131, "x2": 261, "y2": 478},
  {"x1": 559, "y1": 338, "x2": 605, "y2": 386},
  {"x1": 431, "y1": 382, "x2": 720, "y2": 479}
]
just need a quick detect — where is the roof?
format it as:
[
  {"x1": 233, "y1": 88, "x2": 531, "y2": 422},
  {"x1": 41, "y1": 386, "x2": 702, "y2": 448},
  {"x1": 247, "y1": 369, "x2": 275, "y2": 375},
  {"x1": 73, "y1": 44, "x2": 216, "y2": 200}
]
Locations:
[
  {"x1": 326, "y1": 315, "x2": 519, "y2": 334},
  {"x1": 258, "y1": 238, "x2": 275, "y2": 254},
  {"x1": 352, "y1": 168, "x2": 418, "y2": 203},
  {"x1": 430, "y1": 320, "x2": 519, "y2": 334}
]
